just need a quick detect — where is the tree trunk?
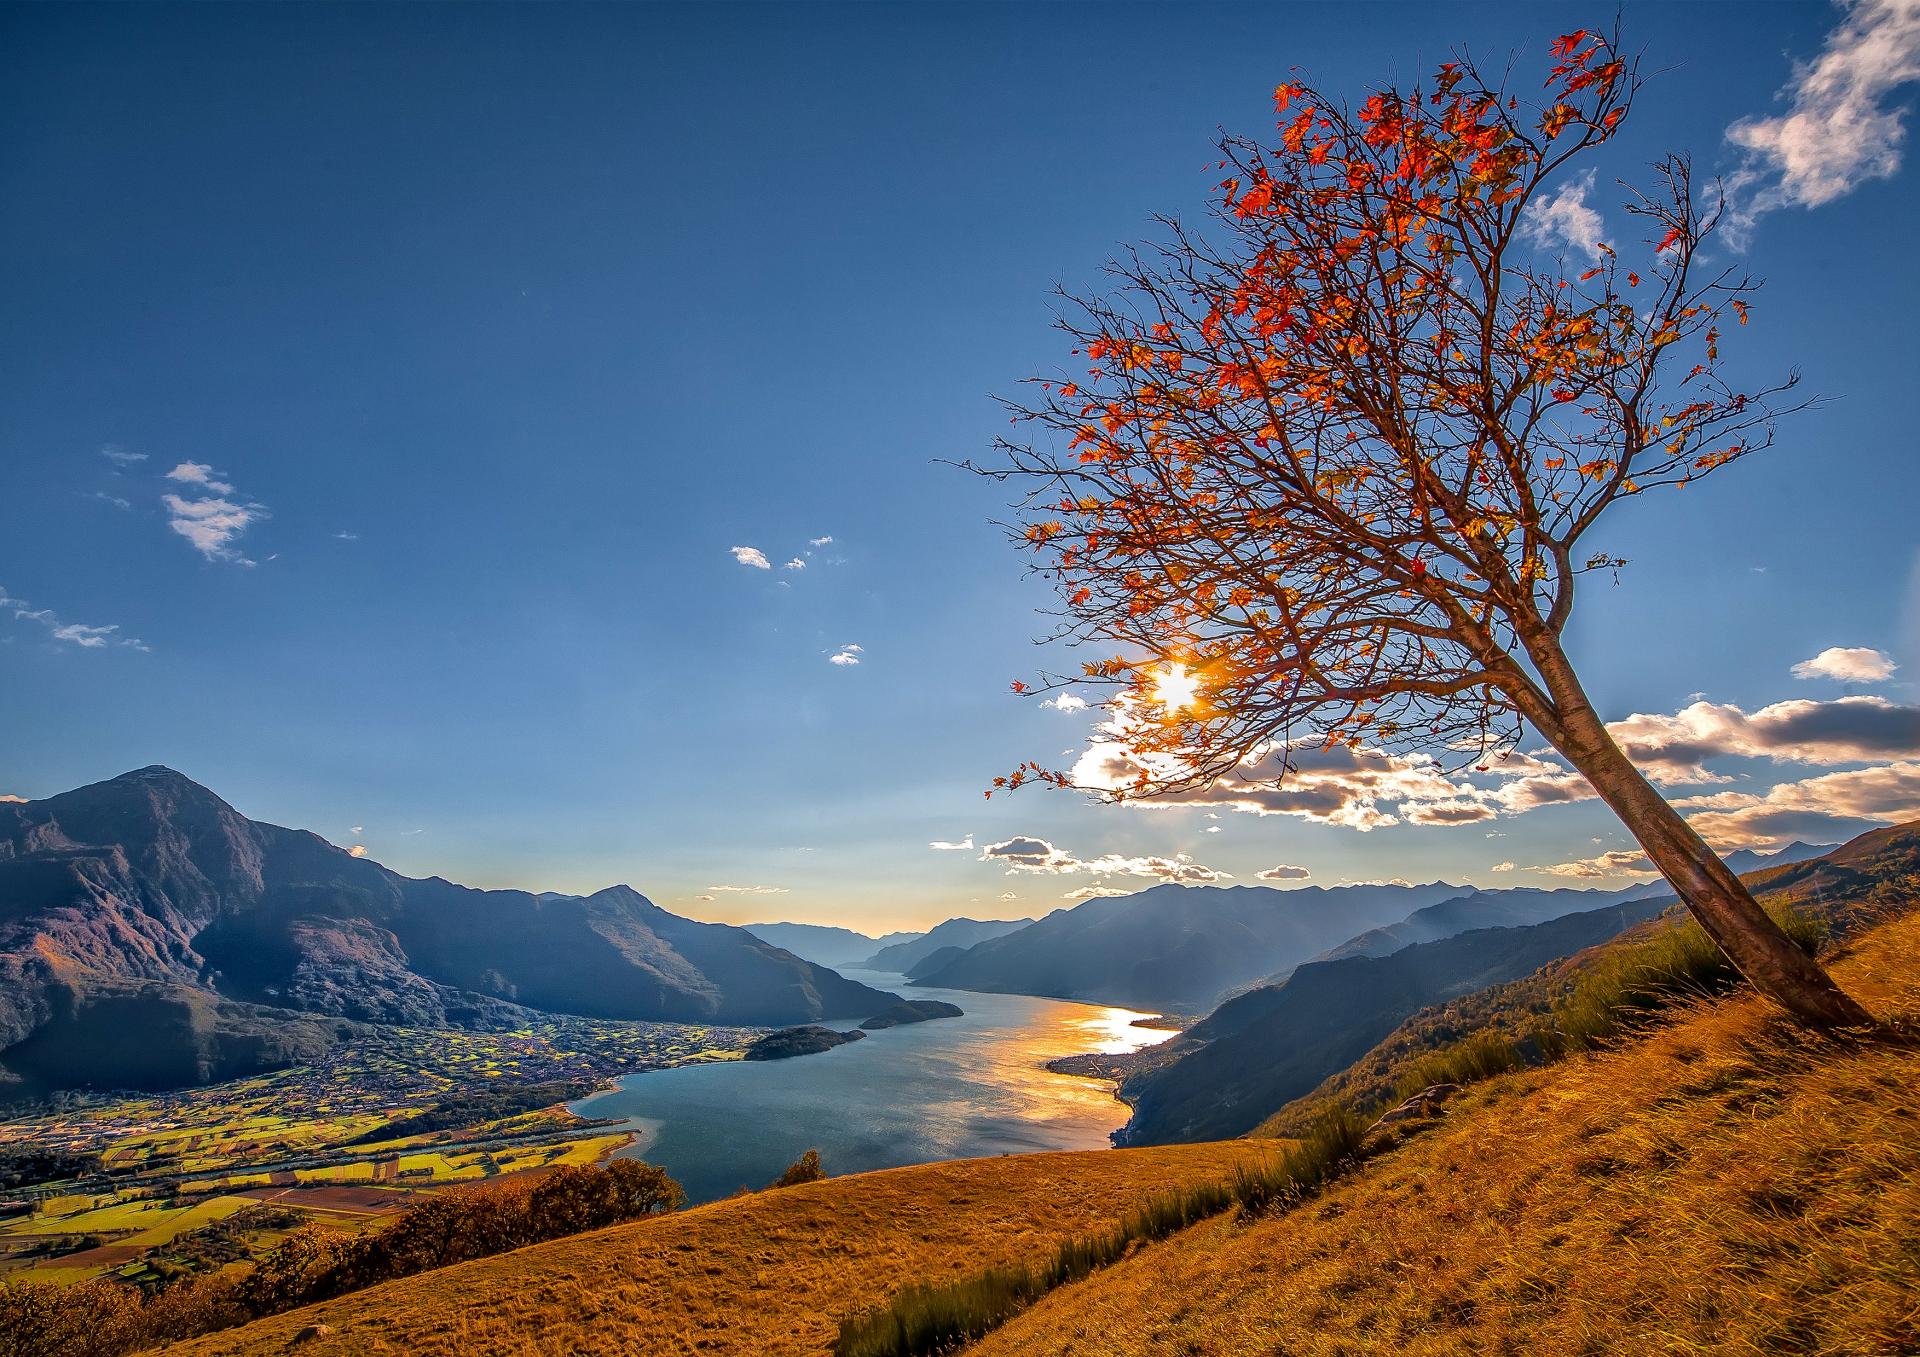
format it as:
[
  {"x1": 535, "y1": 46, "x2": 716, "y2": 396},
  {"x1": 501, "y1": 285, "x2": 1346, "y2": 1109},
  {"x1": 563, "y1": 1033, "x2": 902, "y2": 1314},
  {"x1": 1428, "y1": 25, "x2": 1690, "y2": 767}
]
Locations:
[{"x1": 1523, "y1": 652, "x2": 1872, "y2": 1030}]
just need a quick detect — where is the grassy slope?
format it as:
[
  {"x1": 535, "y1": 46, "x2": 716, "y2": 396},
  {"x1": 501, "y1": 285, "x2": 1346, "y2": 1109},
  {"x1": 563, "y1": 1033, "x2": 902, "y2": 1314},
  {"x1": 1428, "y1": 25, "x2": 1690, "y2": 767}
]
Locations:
[
  {"x1": 971, "y1": 912, "x2": 1920, "y2": 1357},
  {"x1": 1253, "y1": 822, "x2": 1920, "y2": 1139},
  {"x1": 170, "y1": 1142, "x2": 1273, "y2": 1357}
]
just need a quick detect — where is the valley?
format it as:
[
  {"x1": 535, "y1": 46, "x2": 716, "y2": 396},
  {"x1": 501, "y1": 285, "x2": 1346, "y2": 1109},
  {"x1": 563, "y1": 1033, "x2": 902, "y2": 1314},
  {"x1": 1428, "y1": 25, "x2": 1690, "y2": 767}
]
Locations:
[
  {"x1": 7, "y1": 10, "x2": 1915, "y2": 1356},
  {"x1": 3, "y1": 767, "x2": 1915, "y2": 1356},
  {"x1": 0, "y1": 1015, "x2": 757, "y2": 1288}
]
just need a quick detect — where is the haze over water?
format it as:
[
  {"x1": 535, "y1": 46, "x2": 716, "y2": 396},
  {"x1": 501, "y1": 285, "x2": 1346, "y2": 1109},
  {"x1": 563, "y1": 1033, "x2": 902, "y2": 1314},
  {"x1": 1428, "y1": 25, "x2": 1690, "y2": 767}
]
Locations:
[{"x1": 572, "y1": 973, "x2": 1174, "y2": 1203}]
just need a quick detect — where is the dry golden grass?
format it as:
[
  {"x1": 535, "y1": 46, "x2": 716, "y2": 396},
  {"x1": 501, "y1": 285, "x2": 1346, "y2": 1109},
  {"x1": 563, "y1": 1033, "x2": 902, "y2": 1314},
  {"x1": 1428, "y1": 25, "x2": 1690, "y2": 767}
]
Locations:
[
  {"x1": 168, "y1": 1141, "x2": 1271, "y2": 1357},
  {"x1": 972, "y1": 912, "x2": 1920, "y2": 1357}
]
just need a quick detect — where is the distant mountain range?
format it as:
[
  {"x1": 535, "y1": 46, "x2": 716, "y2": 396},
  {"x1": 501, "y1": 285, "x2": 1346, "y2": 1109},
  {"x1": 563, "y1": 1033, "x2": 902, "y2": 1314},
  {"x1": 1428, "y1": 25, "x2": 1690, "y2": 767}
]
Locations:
[
  {"x1": 0, "y1": 767, "x2": 899, "y2": 1098},
  {"x1": 904, "y1": 845, "x2": 1834, "y2": 1016},
  {"x1": 1303, "y1": 883, "x2": 1669, "y2": 969},
  {"x1": 742, "y1": 922, "x2": 922, "y2": 969},
  {"x1": 910, "y1": 880, "x2": 1630, "y2": 1011}
]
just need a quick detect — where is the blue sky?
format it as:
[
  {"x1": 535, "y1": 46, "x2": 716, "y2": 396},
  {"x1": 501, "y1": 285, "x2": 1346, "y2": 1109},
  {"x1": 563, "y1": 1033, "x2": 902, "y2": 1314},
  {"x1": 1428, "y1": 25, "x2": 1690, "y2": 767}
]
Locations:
[{"x1": 4, "y1": 2, "x2": 1918, "y2": 933}]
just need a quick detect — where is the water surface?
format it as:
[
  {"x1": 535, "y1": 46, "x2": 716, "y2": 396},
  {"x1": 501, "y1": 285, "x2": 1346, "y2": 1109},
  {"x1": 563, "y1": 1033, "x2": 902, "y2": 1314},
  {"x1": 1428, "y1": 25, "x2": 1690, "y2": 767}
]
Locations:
[{"x1": 571, "y1": 972, "x2": 1173, "y2": 1203}]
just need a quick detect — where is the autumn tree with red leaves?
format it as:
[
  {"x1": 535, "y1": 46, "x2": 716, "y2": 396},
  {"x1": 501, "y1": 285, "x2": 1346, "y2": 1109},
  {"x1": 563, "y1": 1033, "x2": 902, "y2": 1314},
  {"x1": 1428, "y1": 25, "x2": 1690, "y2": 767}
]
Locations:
[{"x1": 987, "y1": 29, "x2": 1870, "y2": 1027}]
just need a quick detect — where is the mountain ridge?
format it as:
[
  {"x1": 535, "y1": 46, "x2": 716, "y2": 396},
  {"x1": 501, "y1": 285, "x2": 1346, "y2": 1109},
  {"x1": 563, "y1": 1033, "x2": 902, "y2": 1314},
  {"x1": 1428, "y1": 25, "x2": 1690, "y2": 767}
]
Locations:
[
  {"x1": 861, "y1": 916, "x2": 1035, "y2": 973},
  {"x1": 0, "y1": 767, "x2": 897, "y2": 1097}
]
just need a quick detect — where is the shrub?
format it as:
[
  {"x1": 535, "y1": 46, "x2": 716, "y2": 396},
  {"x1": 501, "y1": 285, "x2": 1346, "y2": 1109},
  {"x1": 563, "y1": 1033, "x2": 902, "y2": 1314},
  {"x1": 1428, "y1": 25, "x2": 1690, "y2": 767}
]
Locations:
[{"x1": 774, "y1": 1150, "x2": 824, "y2": 1187}]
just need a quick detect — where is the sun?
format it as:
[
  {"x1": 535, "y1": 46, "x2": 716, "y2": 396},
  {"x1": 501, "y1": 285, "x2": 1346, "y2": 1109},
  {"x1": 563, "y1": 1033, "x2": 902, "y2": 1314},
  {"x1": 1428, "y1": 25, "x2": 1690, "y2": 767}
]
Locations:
[{"x1": 1151, "y1": 662, "x2": 1201, "y2": 716}]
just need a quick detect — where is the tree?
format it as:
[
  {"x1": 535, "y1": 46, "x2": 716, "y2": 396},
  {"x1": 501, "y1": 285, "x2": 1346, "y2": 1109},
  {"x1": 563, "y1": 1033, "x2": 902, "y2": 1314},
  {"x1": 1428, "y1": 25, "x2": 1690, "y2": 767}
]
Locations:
[
  {"x1": 773, "y1": 1149, "x2": 824, "y2": 1187},
  {"x1": 987, "y1": 28, "x2": 1870, "y2": 1028}
]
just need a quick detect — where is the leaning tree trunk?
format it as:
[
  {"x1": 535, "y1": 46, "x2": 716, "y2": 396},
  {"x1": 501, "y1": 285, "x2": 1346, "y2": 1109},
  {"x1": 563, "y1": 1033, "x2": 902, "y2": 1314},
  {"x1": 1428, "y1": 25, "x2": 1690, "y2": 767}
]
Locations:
[{"x1": 1525, "y1": 649, "x2": 1873, "y2": 1030}]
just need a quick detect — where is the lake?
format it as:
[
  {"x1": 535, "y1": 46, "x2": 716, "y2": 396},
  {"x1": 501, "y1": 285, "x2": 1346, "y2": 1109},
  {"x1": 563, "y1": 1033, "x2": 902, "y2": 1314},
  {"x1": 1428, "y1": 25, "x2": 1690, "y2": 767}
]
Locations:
[{"x1": 570, "y1": 971, "x2": 1175, "y2": 1203}]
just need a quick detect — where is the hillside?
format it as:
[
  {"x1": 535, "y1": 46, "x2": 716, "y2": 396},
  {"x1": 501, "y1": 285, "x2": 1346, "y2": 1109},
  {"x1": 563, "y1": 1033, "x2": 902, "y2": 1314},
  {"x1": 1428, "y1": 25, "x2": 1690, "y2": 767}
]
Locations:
[
  {"x1": 861, "y1": 917, "x2": 1034, "y2": 974},
  {"x1": 165, "y1": 1143, "x2": 1272, "y2": 1357},
  {"x1": 159, "y1": 906, "x2": 1920, "y2": 1357},
  {"x1": 1253, "y1": 819, "x2": 1920, "y2": 1139},
  {"x1": 967, "y1": 909, "x2": 1920, "y2": 1357},
  {"x1": 0, "y1": 768, "x2": 897, "y2": 1096},
  {"x1": 1112, "y1": 895, "x2": 1667, "y2": 1145}
]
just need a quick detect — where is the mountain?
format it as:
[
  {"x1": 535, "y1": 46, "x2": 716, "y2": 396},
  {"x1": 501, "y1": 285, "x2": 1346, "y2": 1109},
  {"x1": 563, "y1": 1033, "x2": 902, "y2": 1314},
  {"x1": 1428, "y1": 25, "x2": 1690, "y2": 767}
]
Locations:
[
  {"x1": 910, "y1": 881, "x2": 1471, "y2": 1010},
  {"x1": 1112, "y1": 895, "x2": 1670, "y2": 1145},
  {"x1": 862, "y1": 916, "x2": 1034, "y2": 972},
  {"x1": 1718, "y1": 840, "x2": 1835, "y2": 875},
  {"x1": 904, "y1": 945, "x2": 968, "y2": 980},
  {"x1": 742, "y1": 922, "x2": 921, "y2": 969},
  {"x1": 1291, "y1": 842, "x2": 1831, "y2": 977},
  {"x1": 0, "y1": 767, "x2": 898, "y2": 1096},
  {"x1": 1308, "y1": 882, "x2": 1664, "y2": 968}
]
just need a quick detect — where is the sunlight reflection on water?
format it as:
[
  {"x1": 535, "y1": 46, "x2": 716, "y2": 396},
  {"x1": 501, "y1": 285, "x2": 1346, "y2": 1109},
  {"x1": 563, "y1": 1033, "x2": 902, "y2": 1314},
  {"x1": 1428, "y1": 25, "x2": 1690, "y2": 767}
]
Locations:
[{"x1": 571, "y1": 973, "x2": 1175, "y2": 1203}]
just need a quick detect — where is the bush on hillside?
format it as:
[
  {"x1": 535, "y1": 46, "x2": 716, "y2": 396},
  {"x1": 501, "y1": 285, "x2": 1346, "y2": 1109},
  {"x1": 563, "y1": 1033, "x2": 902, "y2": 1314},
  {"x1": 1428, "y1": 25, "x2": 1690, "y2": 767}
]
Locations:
[
  {"x1": 0, "y1": 1158, "x2": 683, "y2": 1357},
  {"x1": 773, "y1": 1150, "x2": 824, "y2": 1187}
]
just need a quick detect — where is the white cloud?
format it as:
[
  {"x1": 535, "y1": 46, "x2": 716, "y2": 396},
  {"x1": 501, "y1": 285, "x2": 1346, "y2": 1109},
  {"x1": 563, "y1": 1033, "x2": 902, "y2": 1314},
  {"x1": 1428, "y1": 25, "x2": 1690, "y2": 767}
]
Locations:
[
  {"x1": 1073, "y1": 692, "x2": 1920, "y2": 836},
  {"x1": 1063, "y1": 884, "x2": 1132, "y2": 901},
  {"x1": 1040, "y1": 692, "x2": 1090, "y2": 713},
  {"x1": 829, "y1": 644, "x2": 862, "y2": 666},
  {"x1": 1536, "y1": 848, "x2": 1659, "y2": 880},
  {"x1": 163, "y1": 494, "x2": 266, "y2": 563},
  {"x1": 90, "y1": 491, "x2": 131, "y2": 510},
  {"x1": 809, "y1": 535, "x2": 834, "y2": 546},
  {"x1": 1518, "y1": 169, "x2": 1608, "y2": 260},
  {"x1": 1607, "y1": 696, "x2": 1920, "y2": 781},
  {"x1": 348, "y1": 845, "x2": 369, "y2": 859},
  {"x1": 159, "y1": 463, "x2": 266, "y2": 563},
  {"x1": 1791, "y1": 646, "x2": 1898, "y2": 682},
  {"x1": 999, "y1": 891, "x2": 1019, "y2": 901},
  {"x1": 929, "y1": 835, "x2": 975, "y2": 851},
  {"x1": 50, "y1": 623, "x2": 118, "y2": 648},
  {"x1": 350, "y1": 825, "x2": 364, "y2": 834},
  {"x1": 1076, "y1": 736, "x2": 1497, "y2": 831},
  {"x1": 1490, "y1": 861, "x2": 1517, "y2": 873},
  {"x1": 729, "y1": 546, "x2": 771, "y2": 569},
  {"x1": 1727, "y1": 0, "x2": 1920, "y2": 232},
  {"x1": 334, "y1": 530, "x2": 359, "y2": 542},
  {"x1": 1677, "y1": 761, "x2": 1920, "y2": 848},
  {"x1": 705, "y1": 883, "x2": 790, "y2": 895},
  {"x1": 0, "y1": 585, "x2": 147, "y2": 652},
  {"x1": 979, "y1": 835, "x2": 1229, "y2": 883},
  {"x1": 1255, "y1": 863, "x2": 1311, "y2": 881},
  {"x1": 783, "y1": 558, "x2": 806, "y2": 570},
  {"x1": 100, "y1": 445, "x2": 146, "y2": 466},
  {"x1": 165, "y1": 461, "x2": 235, "y2": 495}
]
